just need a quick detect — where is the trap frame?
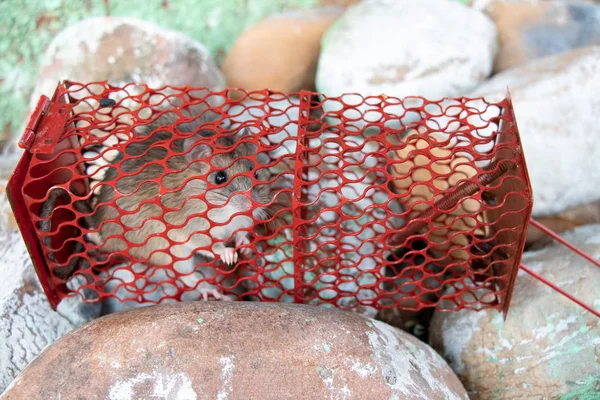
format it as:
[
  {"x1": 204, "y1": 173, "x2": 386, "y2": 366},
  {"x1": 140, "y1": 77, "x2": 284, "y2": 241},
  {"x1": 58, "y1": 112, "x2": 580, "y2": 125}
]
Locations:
[{"x1": 7, "y1": 81, "x2": 540, "y2": 316}]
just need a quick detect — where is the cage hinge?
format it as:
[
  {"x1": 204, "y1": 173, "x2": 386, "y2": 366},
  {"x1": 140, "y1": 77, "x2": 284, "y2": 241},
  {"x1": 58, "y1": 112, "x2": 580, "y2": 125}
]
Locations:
[
  {"x1": 18, "y1": 95, "x2": 72, "y2": 155},
  {"x1": 19, "y1": 95, "x2": 50, "y2": 151}
]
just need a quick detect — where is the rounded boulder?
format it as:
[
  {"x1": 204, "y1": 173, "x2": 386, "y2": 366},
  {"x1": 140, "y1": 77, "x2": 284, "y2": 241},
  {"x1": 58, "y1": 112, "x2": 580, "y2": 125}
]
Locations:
[
  {"x1": 28, "y1": 16, "x2": 224, "y2": 118},
  {"x1": 222, "y1": 7, "x2": 343, "y2": 94},
  {"x1": 429, "y1": 224, "x2": 600, "y2": 399},
  {"x1": 316, "y1": 0, "x2": 497, "y2": 99},
  {"x1": 470, "y1": 46, "x2": 600, "y2": 216},
  {"x1": 2, "y1": 302, "x2": 468, "y2": 399}
]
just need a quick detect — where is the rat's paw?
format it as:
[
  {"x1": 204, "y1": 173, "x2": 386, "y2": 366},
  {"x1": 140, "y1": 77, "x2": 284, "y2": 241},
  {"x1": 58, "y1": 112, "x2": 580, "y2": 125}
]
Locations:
[
  {"x1": 197, "y1": 287, "x2": 233, "y2": 301},
  {"x1": 198, "y1": 287, "x2": 220, "y2": 301},
  {"x1": 179, "y1": 273, "x2": 200, "y2": 290},
  {"x1": 215, "y1": 246, "x2": 238, "y2": 266},
  {"x1": 235, "y1": 235, "x2": 253, "y2": 256}
]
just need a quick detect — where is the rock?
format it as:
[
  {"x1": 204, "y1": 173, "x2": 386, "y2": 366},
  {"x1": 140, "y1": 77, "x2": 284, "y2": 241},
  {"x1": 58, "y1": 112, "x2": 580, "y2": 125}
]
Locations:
[
  {"x1": 470, "y1": 46, "x2": 600, "y2": 216},
  {"x1": 2, "y1": 302, "x2": 469, "y2": 399},
  {"x1": 25, "y1": 16, "x2": 224, "y2": 140},
  {"x1": 477, "y1": 0, "x2": 600, "y2": 72},
  {"x1": 0, "y1": 231, "x2": 100, "y2": 394},
  {"x1": 316, "y1": 0, "x2": 497, "y2": 116},
  {"x1": 5, "y1": 15, "x2": 226, "y2": 157},
  {"x1": 527, "y1": 200, "x2": 600, "y2": 247},
  {"x1": 222, "y1": 7, "x2": 343, "y2": 94},
  {"x1": 0, "y1": 180, "x2": 17, "y2": 231},
  {"x1": 429, "y1": 224, "x2": 600, "y2": 399},
  {"x1": 317, "y1": 0, "x2": 360, "y2": 6}
]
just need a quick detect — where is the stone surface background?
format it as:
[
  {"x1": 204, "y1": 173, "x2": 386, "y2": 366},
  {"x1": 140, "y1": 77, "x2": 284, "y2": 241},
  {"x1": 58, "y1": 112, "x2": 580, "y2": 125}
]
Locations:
[
  {"x1": 2, "y1": 0, "x2": 600, "y2": 398},
  {"x1": 0, "y1": 0, "x2": 474, "y2": 146},
  {"x1": 0, "y1": 0, "x2": 316, "y2": 146}
]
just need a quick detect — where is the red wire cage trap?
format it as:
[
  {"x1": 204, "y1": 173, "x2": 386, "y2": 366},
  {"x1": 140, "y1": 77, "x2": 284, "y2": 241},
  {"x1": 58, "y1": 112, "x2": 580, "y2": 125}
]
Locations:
[{"x1": 7, "y1": 81, "x2": 534, "y2": 316}]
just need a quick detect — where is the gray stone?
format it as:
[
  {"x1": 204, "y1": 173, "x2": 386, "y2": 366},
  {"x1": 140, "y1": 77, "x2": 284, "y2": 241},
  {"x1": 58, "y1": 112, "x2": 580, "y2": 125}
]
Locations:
[
  {"x1": 0, "y1": 232, "x2": 99, "y2": 394},
  {"x1": 6, "y1": 16, "x2": 225, "y2": 154},
  {"x1": 470, "y1": 46, "x2": 600, "y2": 216},
  {"x1": 316, "y1": 0, "x2": 497, "y2": 127},
  {"x1": 475, "y1": 0, "x2": 600, "y2": 71},
  {"x1": 429, "y1": 224, "x2": 600, "y2": 399},
  {"x1": 31, "y1": 16, "x2": 224, "y2": 102}
]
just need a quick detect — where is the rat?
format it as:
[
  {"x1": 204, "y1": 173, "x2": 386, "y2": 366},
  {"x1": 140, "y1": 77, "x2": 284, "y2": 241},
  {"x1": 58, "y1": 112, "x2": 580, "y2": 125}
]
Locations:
[{"x1": 83, "y1": 107, "x2": 276, "y2": 301}]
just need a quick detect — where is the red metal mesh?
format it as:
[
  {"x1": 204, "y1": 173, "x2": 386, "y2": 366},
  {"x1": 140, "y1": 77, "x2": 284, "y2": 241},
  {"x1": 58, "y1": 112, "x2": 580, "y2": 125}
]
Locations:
[{"x1": 7, "y1": 81, "x2": 533, "y2": 315}]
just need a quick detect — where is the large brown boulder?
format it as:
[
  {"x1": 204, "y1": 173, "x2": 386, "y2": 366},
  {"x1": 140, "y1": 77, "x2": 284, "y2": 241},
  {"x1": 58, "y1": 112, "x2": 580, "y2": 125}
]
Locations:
[
  {"x1": 222, "y1": 7, "x2": 343, "y2": 94},
  {"x1": 2, "y1": 302, "x2": 468, "y2": 399}
]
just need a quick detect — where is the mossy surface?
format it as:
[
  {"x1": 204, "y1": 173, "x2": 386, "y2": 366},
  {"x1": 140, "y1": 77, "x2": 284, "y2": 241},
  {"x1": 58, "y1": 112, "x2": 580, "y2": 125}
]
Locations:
[
  {"x1": 0, "y1": 0, "x2": 315, "y2": 142},
  {"x1": 0, "y1": 0, "x2": 469, "y2": 143}
]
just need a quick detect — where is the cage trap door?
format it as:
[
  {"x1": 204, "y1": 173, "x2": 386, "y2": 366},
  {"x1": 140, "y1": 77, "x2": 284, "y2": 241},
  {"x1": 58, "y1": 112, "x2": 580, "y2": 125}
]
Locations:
[{"x1": 484, "y1": 92, "x2": 533, "y2": 317}]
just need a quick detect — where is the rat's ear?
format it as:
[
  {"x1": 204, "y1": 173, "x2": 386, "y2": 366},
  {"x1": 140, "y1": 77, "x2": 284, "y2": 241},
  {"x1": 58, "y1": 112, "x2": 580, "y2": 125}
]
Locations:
[{"x1": 183, "y1": 135, "x2": 213, "y2": 161}]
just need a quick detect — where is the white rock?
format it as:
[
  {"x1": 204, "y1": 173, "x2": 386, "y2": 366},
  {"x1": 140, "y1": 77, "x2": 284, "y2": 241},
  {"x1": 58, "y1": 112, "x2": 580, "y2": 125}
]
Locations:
[
  {"x1": 6, "y1": 17, "x2": 225, "y2": 153},
  {"x1": 31, "y1": 17, "x2": 224, "y2": 109},
  {"x1": 316, "y1": 0, "x2": 497, "y2": 127},
  {"x1": 471, "y1": 46, "x2": 600, "y2": 216},
  {"x1": 429, "y1": 223, "x2": 600, "y2": 399},
  {"x1": 0, "y1": 231, "x2": 99, "y2": 393}
]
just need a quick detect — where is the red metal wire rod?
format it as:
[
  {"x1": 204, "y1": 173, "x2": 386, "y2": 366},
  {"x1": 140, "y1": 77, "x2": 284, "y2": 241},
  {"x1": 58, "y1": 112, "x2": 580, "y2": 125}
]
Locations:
[
  {"x1": 530, "y1": 219, "x2": 600, "y2": 270},
  {"x1": 521, "y1": 218, "x2": 600, "y2": 317},
  {"x1": 519, "y1": 263, "x2": 600, "y2": 318}
]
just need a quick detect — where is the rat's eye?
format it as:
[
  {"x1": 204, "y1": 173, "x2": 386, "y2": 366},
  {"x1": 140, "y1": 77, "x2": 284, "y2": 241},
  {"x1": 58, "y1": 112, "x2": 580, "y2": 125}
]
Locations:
[
  {"x1": 215, "y1": 171, "x2": 228, "y2": 185},
  {"x1": 253, "y1": 171, "x2": 258, "y2": 180}
]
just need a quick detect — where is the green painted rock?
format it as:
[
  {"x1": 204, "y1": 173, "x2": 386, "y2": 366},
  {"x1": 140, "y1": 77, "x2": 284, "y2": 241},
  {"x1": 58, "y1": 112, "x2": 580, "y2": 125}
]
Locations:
[
  {"x1": 2, "y1": 302, "x2": 468, "y2": 399},
  {"x1": 429, "y1": 224, "x2": 600, "y2": 399},
  {"x1": 26, "y1": 16, "x2": 224, "y2": 133}
]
